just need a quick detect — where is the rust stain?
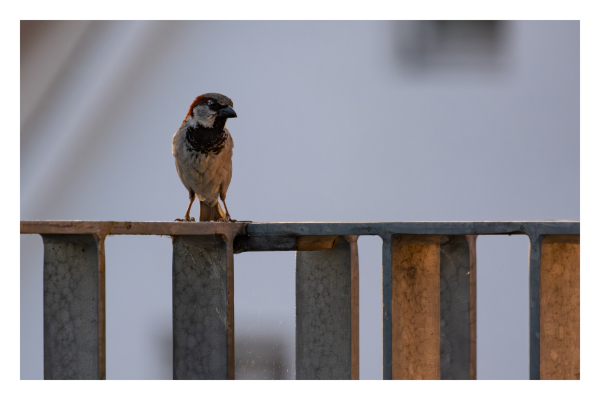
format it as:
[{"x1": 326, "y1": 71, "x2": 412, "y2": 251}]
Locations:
[
  {"x1": 96, "y1": 232, "x2": 108, "y2": 380},
  {"x1": 297, "y1": 235, "x2": 338, "y2": 251},
  {"x1": 391, "y1": 234, "x2": 442, "y2": 380},
  {"x1": 540, "y1": 235, "x2": 579, "y2": 380},
  {"x1": 466, "y1": 235, "x2": 477, "y2": 380},
  {"x1": 344, "y1": 235, "x2": 360, "y2": 380}
]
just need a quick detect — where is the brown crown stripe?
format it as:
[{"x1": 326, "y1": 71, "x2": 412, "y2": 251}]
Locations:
[{"x1": 185, "y1": 94, "x2": 234, "y2": 119}]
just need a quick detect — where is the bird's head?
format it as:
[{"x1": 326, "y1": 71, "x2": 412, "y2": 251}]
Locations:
[{"x1": 185, "y1": 93, "x2": 237, "y2": 128}]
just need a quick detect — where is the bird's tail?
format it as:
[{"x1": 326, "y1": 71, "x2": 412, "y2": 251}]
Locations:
[{"x1": 200, "y1": 200, "x2": 226, "y2": 221}]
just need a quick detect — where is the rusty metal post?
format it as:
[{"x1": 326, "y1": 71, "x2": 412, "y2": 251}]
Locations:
[
  {"x1": 348, "y1": 236, "x2": 360, "y2": 380},
  {"x1": 41, "y1": 234, "x2": 107, "y2": 380},
  {"x1": 390, "y1": 234, "x2": 442, "y2": 380},
  {"x1": 440, "y1": 235, "x2": 477, "y2": 380},
  {"x1": 172, "y1": 234, "x2": 233, "y2": 380},
  {"x1": 540, "y1": 235, "x2": 580, "y2": 380},
  {"x1": 295, "y1": 236, "x2": 358, "y2": 379}
]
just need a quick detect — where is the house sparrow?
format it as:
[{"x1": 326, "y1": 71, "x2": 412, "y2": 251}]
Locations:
[{"x1": 172, "y1": 93, "x2": 237, "y2": 222}]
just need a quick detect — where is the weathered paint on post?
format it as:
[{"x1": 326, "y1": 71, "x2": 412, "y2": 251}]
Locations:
[
  {"x1": 233, "y1": 235, "x2": 297, "y2": 253},
  {"x1": 225, "y1": 237, "x2": 235, "y2": 380},
  {"x1": 540, "y1": 235, "x2": 580, "y2": 380},
  {"x1": 381, "y1": 234, "x2": 393, "y2": 380},
  {"x1": 467, "y1": 235, "x2": 477, "y2": 380},
  {"x1": 391, "y1": 234, "x2": 442, "y2": 380},
  {"x1": 172, "y1": 235, "x2": 230, "y2": 379},
  {"x1": 440, "y1": 235, "x2": 476, "y2": 380},
  {"x1": 245, "y1": 221, "x2": 579, "y2": 237},
  {"x1": 22, "y1": 220, "x2": 579, "y2": 238},
  {"x1": 21, "y1": 220, "x2": 579, "y2": 381},
  {"x1": 296, "y1": 236, "x2": 354, "y2": 379},
  {"x1": 528, "y1": 233, "x2": 542, "y2": 380},
  {"x1": 41, "y1": 234, "x2": 106, "y2": 380},
  {"x1": 346, "y1": 235, "x2": 360, "y2": 380}
]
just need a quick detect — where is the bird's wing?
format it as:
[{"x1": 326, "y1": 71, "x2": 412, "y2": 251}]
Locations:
[
  {"x1": 219, "y1": 131, "x2": 234, "y2": 200},
  {"x1": 173, "y1": 127, "x2": 202, "y2": 195}
]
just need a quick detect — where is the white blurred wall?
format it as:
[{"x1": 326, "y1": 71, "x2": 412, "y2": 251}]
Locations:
[{"x1": 20, "y1": 21, "x2": 579, "y2": 379}]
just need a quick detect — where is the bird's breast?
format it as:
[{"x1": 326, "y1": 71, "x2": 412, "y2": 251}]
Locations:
[
  {"x1": 184, "y1": 124, "x2": 229, "y2": 155},
  {"x1": 173, "y1": 124, "x2": 233, "y2": 200}
]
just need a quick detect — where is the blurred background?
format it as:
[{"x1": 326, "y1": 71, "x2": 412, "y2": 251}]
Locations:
[{"x1": 20, "y1": 20, "x2": 579, "y2": 379}]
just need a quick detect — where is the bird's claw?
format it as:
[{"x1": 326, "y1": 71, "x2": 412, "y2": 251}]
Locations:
[
  {"x1": 175, "y1": 215, "x2": 195, "y2": 222},
  {"x1": 217, "y1": 214, "x2": 237, "y2": 223}
]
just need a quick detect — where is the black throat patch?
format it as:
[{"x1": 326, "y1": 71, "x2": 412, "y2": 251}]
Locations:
[{"x1": 185, "y1": 118, "x2": 228, "y2": 155}]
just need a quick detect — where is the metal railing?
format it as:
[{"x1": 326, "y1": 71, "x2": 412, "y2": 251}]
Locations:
[{"x1": 20, "y1": 220, "x2": 580, "y2": 380}]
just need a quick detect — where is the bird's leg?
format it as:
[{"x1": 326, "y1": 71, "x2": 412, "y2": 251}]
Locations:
[
  {"x1": 175, "y1": 197, "x2": 196, "y2": 222},
  {"x1": 218, "y1": 198, "x2": 237, "y2": 222}
]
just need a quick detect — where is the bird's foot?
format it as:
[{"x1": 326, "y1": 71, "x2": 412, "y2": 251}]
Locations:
[
  {"x1": 217, "y1": 214, "x2": 237, "y2": 223},
  {"x1": 175, "y1": 215, "x2": 195, "y2": 222}
]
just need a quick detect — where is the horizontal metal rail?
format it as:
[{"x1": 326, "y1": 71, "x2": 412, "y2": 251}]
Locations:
[
  {"x1": 20, "y1": 220, "x2": 580, "y2": 380},
  {"x1": 20, "y1": 220, "x2": 579, "y2": 236}
]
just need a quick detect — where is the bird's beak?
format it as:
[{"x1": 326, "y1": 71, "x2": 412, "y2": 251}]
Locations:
[{"x1": 218, "y1": 105, "x2": 237, "y2": 118}]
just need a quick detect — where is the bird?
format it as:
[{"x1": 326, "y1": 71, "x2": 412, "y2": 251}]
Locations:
[{"x1": 172, "y1": 93, "x2": 237, "y2": 222}]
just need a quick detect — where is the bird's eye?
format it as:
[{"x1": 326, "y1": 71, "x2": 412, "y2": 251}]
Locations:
[{"x1": 208, "y1": 100, "x2": 215, "y2": 106}]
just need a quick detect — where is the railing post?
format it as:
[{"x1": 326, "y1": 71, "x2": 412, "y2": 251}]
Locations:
[
  {"x1": 540, "y1": 235, "x2": 580, "y2": 380},
  {"x1": 390, "y1": 234, "x2": 442, "y2": 380},
  {"x1": 381, "y1": 234, "x2": 393, "y2": 380},
  {"x1": 348, "y1": 236, "x2": 360, "y2": 380},
  {"x1": 440, "y1": 235, "x2": 477, "y2": 380},
  {"x1": 467, "y1": 235, "x2": 477, "y2": 380},
  {"x1": 529, "y1": 233, "x2": 543, "y2": 380},
  {"x1": 295, "y1": 236, "x2": 358, "y2": 379},
  {"x1": 22, "y1": 220, "x2": 579, "y2": 380},
  {"x1": 172, "y1": 234, "x2": 233, "y2": 379},
  {"x1": 41, "y1": 234, "x2": 107, "y2": 380}
]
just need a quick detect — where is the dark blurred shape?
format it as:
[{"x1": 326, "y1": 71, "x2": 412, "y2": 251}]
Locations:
[
  {"x1": 396, "y1": 20, "x2": 508, "y2": 71},
  {"x1": 21, "y1": 21, "x2": 50, "y2": 51},
  {"x1": 235, "y1": 334, "x2": 290, "y2": 379}
]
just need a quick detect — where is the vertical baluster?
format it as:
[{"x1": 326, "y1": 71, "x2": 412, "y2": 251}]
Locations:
[
  {"x1": 295, "y1": 236, "x2": 357, "y2": 379},
  {"x1": 467, "y1": 235, "x2": 477, "y2": 380},
  {"x1": 42, "y1": 234, "x2": 106, "y2": 380},
  {"x1": 381, "y1": 234, "x2": 393, "y2": 380},
  {"x1": 391, "y1": 234, "x2": 442, "y2": 380},
  {"x1": 348, "y1": 236, "x2": 359, "y2": 380},
  {"x1": 540, "y1": 235, "x2": 580, "y2": 379},
  {"x1": 440, "y1": 235, "x2": 477, "y2": 380},
  {"x1": 172, "y1": 234, "x2": 233, "y2": 379},
  {"x1": 529, "y1": 233, "x2": 542, "y2": 380}
]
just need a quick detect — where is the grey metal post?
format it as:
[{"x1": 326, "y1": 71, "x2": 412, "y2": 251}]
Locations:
[
  {"x1": 440, "y1": 235, "x2": 475, "y2": 380},
  {"x1": 381, "y1": 234, "x2": 393, "y2": 380},
  {"x1": 41, "y1": 234, "x2": 106, "y2": 380},
  {"x1": 295, "y1": 236, "x2": 354, "y2": 379},
  {"x1": 172, "y1": 235, "x2": 231, "y2": 380},
  {"x1": 528, "y1": 233, "x2": 543, "y2": 380}
]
